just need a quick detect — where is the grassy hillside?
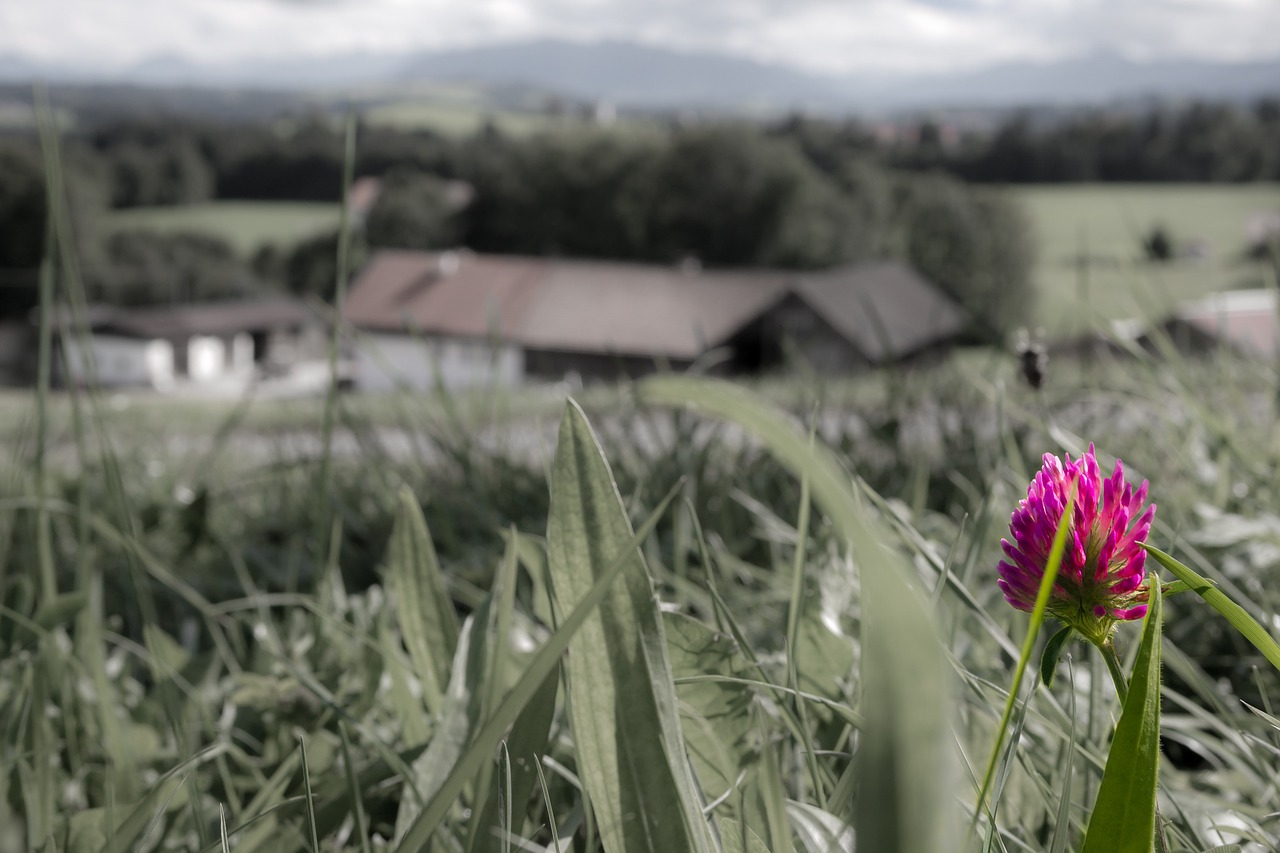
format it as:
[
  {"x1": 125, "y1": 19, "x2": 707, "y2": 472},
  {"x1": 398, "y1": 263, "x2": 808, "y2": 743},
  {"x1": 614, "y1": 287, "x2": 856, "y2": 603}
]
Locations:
[
  {"x1": 102, "y1": 201, "x2": 343, "y2": 256},
  {"x1": 1008, "y1": 183, "x2": 1280, "y2": 337}
]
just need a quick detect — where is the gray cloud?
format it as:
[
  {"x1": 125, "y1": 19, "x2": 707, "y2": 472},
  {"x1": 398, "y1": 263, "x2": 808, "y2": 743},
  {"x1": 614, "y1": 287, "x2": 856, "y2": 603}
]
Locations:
[{"x1": 3, "y1": 0, "x2": 1277, "y2": 74}]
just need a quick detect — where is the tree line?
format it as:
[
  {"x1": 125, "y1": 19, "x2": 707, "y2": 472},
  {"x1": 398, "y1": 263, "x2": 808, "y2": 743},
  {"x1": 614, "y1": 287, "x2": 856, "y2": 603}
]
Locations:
[
  {"x1": 885, "y1": 99, "x2": 1280, "y2": 183},
  {"x1": 1, "y1": 113, "x2": 1042, "y2": 339}
]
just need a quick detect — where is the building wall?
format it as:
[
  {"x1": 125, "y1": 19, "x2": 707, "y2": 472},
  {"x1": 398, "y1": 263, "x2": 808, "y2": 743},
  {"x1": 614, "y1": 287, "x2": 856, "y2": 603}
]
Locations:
[
  {"x1": 60, "y1": 334, "x2": 175, "y2": 389},
  {"x1": 354, "y1": 332, "x2": 523, "y2": 392},
  {"x1": 179, "y1": 333, "x2": 255, "y2": 383},
  {"x1": 522, "y1": 348, "x2": 694, "y2": 382}
]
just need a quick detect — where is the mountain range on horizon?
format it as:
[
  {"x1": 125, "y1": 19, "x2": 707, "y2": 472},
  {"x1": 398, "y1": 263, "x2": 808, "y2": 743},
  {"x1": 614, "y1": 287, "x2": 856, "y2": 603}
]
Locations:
[{"x1": 2, "y1": 38, "x2": 1277, "y2": 113}]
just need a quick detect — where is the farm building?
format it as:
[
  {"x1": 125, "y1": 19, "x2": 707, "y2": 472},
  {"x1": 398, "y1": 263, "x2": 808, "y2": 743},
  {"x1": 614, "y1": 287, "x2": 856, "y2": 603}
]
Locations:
[
  {"x1": 343, "y1": 249, "x2": 970, "y2": 392},
  {"x1": 1152, "y1": 288, "x2": 1279, "y2": 359},
  {"x1": 1053, "y1": 287, "x2": 1280, "y2": 363},
  {"x1": 46, "y1": 297, "x2": 326, "y2": 392}
]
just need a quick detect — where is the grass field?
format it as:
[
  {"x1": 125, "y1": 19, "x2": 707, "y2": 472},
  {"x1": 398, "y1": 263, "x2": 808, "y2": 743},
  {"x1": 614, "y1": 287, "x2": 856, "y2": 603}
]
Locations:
[
  {"x1": 6, "y1": 342, "x2": 1280, "y2": 850},
  {"x1": 1007, "y1": 183, "x2": 1280, "y2": 337},
  {"x1": 102, "y1": 201, "x2": 343, "y2": 256}
]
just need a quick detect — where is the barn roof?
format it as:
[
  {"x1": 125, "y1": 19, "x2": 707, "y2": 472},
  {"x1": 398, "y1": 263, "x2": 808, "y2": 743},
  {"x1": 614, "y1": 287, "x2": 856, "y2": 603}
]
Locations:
[
  {"x1": 789, "y1": 262, "x2": 971, "y2": 361},
  {"x1": 509, "y1": 260, "x2": 784, "y2": 359},
  {"x1": 343, "y1": 250, "x2": 545, "y2": 338},
  {"x1": 43, "y1": 297, "x2": 318, "y2": 340},
  {"x1": 344, "y1": 250, "x2": 969, "y2": 364}
]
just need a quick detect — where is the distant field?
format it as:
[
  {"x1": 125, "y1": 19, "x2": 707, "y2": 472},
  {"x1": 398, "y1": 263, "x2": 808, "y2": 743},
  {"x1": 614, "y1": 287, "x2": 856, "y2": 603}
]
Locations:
[
  {"x1": 103, "y1": 201, "x2": 342, "y2": 256},
  {"x1": 1006, "y1": 183, "x2": 1280, "y2": 337},
  {"x1": 361, "y1": 97, "x2": 658, "y2": 139},
  {"x1": 362, "y1": 99, "x2": 560, "y2": 136}
]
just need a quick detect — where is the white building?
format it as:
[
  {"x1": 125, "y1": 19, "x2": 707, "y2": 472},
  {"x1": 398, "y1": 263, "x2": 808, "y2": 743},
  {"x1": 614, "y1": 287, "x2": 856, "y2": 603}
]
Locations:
[{"x1": 51, "y1": 298, "x2": 325, "y2": 393}]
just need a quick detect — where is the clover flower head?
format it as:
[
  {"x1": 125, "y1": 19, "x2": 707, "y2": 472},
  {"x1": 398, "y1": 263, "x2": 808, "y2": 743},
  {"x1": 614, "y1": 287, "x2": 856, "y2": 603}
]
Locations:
[{"x1": 997, "y1": 444, "x2": 1156, "y2": 646}]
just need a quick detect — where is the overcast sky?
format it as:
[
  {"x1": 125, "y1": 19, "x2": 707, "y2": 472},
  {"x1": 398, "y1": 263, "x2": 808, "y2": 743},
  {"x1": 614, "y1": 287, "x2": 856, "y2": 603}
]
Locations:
[{"x1": 5, "y1": 0, "x2": 1279, "y2": 76}]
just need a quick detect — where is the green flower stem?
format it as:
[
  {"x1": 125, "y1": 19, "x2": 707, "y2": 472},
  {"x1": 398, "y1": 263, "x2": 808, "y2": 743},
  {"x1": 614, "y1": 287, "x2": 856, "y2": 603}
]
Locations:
[{"x1": 1099, "y1": 639, "x2": 1129, "y2": 704}]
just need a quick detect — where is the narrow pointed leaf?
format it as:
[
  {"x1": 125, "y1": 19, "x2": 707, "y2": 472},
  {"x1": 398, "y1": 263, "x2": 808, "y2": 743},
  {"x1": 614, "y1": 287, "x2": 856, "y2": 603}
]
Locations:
[
  {"x1": 1040, "y1": 626, "x2": 1075, "y2": 690},
  {"x1": 718, "y1": 819, "x2": 771, "y2": 853},
  {"x1": 546, "y1": 400, "x2": 713, "y2": 853},
  {"x1": 391, "y1": 472, "x2": 686, "y2": 852},
  {"x1": 389, "y1": 486, "x2": 459, "y2": 713},
  {"x1": 1080, "y1": 579, "x2": 1163, "y2": 853}
]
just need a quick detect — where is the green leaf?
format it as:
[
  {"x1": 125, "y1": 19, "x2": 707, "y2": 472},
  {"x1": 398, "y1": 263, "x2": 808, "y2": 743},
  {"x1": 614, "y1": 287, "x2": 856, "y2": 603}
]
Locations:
[
  {"x1": 718, "y1": 818, "x2": 771, "y2": 853},
  {"x1": 1080, "y1": 578, "x2": 1163, "y2": 853},
  {"x1": 393, "y1": 609, "x2": 488, "y2": 842},
  {"x1": 467, "y1": 543, "x2": 558, "y2": 853},
  {"x1": 1142, "y1": 544, "x2": 1280, "y2": 674},
  {"x1": 99, "y1": 745, "x2": 226, "y2": 853},
  {"x1": 545, "y1": 400, "x2": 714, "y2": 853},
  {"x1": 389, "y1": 486, "x2": 459, "y2": 714},
  {"x1": 299, "y1": 736, "x2": 321, "y2": 853},
  {"x1": 1040, "y1": 626, "x2": 1075, "y2": 689},
  {"x1": 32, "y1": 591, "x2": 87, "y2": 630},
  {"x1": 971, "y1": 485, "x2": 1076, "y2": 841},
  {"x1": 391, "y1": 456, "x2": 687, "y2": 852},
  {"x1": 638, "y1": 376, "x2": 953, "y2": 853},
  {"x1": 787, "y1": 800, "x2": 855, "y2": 853},
  {"x1": 664, "y1": 612, "x2": 754, "y2": 814}
]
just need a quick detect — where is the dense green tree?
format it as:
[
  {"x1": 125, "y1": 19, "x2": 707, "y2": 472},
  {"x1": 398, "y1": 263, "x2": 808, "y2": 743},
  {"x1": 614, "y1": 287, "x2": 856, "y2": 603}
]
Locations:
[
  {"x1": 0, "y1": 139, "x2": 112, "y2": 316},
  {"x1": 642, "y1": 124, "x2": 870, "y2": 267},
  {"x1": 461, "y1": 128, "x2": 657, "y2": 258},
  {"x1": 0, "y1": 141, "x2": 47, "y2": 270},
  {"x1": 283, "y1": 229, "x2": 368, "y2": 299},
  {"x1": 897, "y1": 173, "x2": 1035, "y2": 341},
  {"x1": 364, "y1": 167, "x2": 460, "y2": 251},
  {"x1": 94, "y1": 231, "x2": 259, "y2": 305}
]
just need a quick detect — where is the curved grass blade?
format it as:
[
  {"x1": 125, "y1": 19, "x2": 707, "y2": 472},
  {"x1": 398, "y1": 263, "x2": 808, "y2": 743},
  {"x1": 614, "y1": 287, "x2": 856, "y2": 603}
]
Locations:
[
  {"x1": 1079, "y1": 579, "x2": 1162, "y2": 853},
  {"x1": 99, "y1": 744, "x2": 226, "y2": 853},
  {"x1": 638, "y1": 375, "x2": 952, "y2": 853},
  {"x1": 1142, "y1": 544, "x2": 1280, "y2": 674},
  {"x1": 786, "y1": 801, "x2": 855, "y2": 853},
  {"x1": 969, "y1": 485, "x2": 1076, "y2": 842}
]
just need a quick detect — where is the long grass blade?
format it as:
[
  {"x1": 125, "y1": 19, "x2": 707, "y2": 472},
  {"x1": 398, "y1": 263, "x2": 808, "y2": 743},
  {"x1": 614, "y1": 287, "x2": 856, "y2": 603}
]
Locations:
[
  {"x1": 638, "y1": 375, "x2": 953, "y2": 853},
  {"x1": 1079, "y1": 579, "x2": 1163, "y2": 853},
  {"x1": 1142, "y1": 544, "x2": 1280, "y2": 673},
  {"x1": 298, "y1": 737, "x2": 321, "y2": 852},
  {"x1": 969, "y1": 485, "x2": 1076, "y2": 840}
]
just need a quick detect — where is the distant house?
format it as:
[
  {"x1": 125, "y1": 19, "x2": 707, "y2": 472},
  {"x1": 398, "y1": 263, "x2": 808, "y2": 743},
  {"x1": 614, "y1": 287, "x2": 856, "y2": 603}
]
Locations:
[
  {"x1": 343, "y1": 251, "x2": 535, "y2": 392},
  {"x1": 726, "y1": 263, "x2": 971, "y2": 373},
  {"x1": 1153, "y1": 288, "x2": 1279, "y2": 359},
  {"x1": 47, "y1": 297, "x2": 326, "y2": 392},
  {"x1": 1055, "y1": 288, "x2": 1280, "y2": 363},
  {"x1": 343, "y1": 249, "x2": 969, "y2": 392}
]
